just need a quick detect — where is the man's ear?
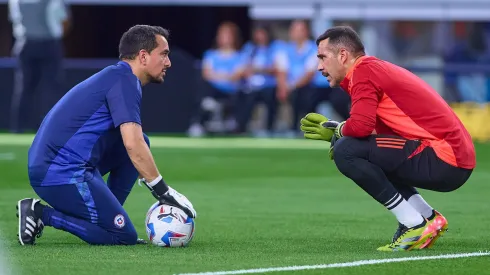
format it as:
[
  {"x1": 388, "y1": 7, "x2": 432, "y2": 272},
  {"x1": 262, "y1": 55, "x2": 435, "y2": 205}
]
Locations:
[
  {"x1": 339, "y1": 48, "x2": 348, "y2": 64},
  {"x1": 138, "y1": 50, "x2": 148, "y2": 66}
]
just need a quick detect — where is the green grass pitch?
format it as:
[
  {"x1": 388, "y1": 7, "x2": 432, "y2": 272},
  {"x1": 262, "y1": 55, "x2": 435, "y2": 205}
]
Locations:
[{"x1": 0, "y1": 134, "x2": 489, "y2": 275}]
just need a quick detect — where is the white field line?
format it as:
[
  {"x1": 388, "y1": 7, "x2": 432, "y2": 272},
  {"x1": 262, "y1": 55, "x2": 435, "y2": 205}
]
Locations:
[
  {"x1": 0, "y1": 153, "x2": 15, "y2": 160},
  {"x1": 175, "y1": 251, "x2": 490, "y2": 275},
  {"x1": 0, "y1": 134, "x2": 329, "y2": 150},
  {"x1": 0, "y1": 239, "x2": 14, "y2": 275}
]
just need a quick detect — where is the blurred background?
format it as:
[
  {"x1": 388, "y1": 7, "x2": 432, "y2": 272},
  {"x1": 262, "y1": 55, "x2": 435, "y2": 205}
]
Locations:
[
  {"x1": 1, "y1": 0, "x2": 490, "y2": 141},
  {"x1": 1, "y1": 3, "x2": 489, "y2": 272}
]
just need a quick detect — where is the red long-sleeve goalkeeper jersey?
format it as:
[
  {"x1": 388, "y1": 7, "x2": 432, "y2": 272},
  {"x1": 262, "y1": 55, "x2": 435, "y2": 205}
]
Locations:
[{"x1": 339, "y1": 56, "x2": 476, "y2": 169}]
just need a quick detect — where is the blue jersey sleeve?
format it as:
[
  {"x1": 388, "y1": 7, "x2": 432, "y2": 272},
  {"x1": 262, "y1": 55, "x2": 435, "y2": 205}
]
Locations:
[{"x1": 106, "y1": 77, "x2": 142, "y2": 128}]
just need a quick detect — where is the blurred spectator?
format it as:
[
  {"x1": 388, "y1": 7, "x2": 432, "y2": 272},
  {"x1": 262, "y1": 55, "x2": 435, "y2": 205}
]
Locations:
[
  {"x1": 276, "y1": 20, "x2": 317, "y2": 137},
  {"x1": 443, "y1": 22, "x2": 489, "y2": 103},
  {"x1": 443, "y1": 23, "x2": 473, "y2": 103},
  {"x1": 8, "y1": 0, "x2": 71, "y2": 133},
  {"x1": 188, "y1": 21, "x2": 245, "y2": 137},
  {"x1": 237, "y1": 25, "x2": 282, "y2": 137}
]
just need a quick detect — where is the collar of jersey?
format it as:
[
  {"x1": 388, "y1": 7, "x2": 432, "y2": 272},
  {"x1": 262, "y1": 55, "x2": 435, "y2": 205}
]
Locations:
[
  {"x1": 118, "y1": 61, "x2": 131, "y2": 70},
  {"x1": 345, "y1": 55, "x2": 367, "y2": 79},
  {"x1": 117, "y1": 61, "x2": 143, "y2": 87},
  {"x1": 340, "y1": 55, "x2": 368, "y2": 92}
]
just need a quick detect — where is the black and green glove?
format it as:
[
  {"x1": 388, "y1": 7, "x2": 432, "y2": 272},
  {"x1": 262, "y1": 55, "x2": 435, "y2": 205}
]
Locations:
[
  {"x1": 300, "y1": 113, "x2": 334, "y2": 142},
  {"x1": 322, "y1": 120, "x2": 345, "y2": 160},
  {"x1": 300, "y1": 113, "x2": 345, "y2": 142},
  {"x1": 321, "y1": 120, "x2": 345, "y2": 141},
  {"x1": 328, "y1": 133, "x2": 338, "y2": 160},
  {"x1": 300, "y1": 113, "x2": 346, "y2": 160}
]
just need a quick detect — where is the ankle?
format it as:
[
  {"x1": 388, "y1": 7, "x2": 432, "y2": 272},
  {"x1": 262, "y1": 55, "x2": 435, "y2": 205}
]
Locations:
[
  {"x1": 413, "y1": 218, "x2": 427, "y2": 229},
  {"x1": 34, "y1": 202, "x2": 45, "y2": 218},
  {"x1": 427, "y1": 210, "x2": 436, "y2": 220}
]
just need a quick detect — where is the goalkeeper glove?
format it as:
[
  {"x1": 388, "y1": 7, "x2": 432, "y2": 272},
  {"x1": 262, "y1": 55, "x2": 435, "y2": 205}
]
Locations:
[
  {"x1": 300, "y1": 113, "x2": 345, "y2": 160},
  {"x1": 300, "y1": 113, "x2": 334, "y2": 142},
  {"x1": 300, "y1": 113, "x2": 346, "y2": 142},
  {"x1": 140, "y1": 176, "x2": 197, "y2": 218},
  {"x1": 328, "y1": 132, "x2": 338, "y2": 160},
  {"x1": 321, "y1": 120, "x2": 345, "y2": 140},
  {"x1": 323, "y1": 120, "x2": 345, "y2": 161}
]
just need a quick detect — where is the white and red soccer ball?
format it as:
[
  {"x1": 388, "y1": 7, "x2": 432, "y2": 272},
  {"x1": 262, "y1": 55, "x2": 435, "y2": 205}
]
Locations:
[{"x1": 145, "y1": 202, "x2": 195, "y2": 247}]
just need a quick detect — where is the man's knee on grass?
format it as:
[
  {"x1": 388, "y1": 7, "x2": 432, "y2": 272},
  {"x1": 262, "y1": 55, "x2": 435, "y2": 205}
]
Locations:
[
  {"x1": 115, "y1": 226, "x2": 138, "y2": 245},
  {"x1": 87, "y1": 231, "x2": 138, "y2": 246},
  {"x1": 90, "y1": 220, "x2": 138, "y2": 246}
]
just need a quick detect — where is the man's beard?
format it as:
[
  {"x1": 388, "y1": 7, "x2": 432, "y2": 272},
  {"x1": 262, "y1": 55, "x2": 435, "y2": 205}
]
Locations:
[
  {"x1": 147, "y1": 72, "x2": 164, "y2": 84},
  {"x1": 149, "y1": 76, "x2": 164, "y2": 84}
]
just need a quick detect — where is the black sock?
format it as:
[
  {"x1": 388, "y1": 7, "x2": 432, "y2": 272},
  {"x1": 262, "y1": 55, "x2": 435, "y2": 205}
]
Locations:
[
  {"x1": 413, "y1": 219, "x2": 427, "y2": 229},
  {"x1": 394, "y1": 184, "x2": 418, "y2": 200},
  {"x1": 34, "y1": 202, "x2": 45, "y2": 218},
  {"x1": 427, "y1": 210, "x2": 436, "y2": 220}
]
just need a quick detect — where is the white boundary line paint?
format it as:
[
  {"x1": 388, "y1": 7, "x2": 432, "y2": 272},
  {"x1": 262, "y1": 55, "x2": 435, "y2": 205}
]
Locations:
[
  {"x1": 0, "y1": 239, "x2": 13, "y2": 275},
  {"x1": 174, "y1": 252, "x2": 490, "y2": 275},
  {"x1": 0, "y1": 153, "x2": 15, "y2": 160},
  {"x1": 0, "y1": 134, "x2": 329, "y2": 150}
]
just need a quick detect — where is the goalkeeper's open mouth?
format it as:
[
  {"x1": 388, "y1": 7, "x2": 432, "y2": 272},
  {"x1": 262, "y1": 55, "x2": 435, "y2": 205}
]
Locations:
[{"x1": 322, "y1": 72, "x2": 331, "y2": 81}]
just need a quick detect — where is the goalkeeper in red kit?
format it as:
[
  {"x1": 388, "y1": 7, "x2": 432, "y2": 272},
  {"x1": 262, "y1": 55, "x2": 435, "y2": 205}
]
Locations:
[{"x1": 300, "y1": 26, "x2": 476, "y2": 251}]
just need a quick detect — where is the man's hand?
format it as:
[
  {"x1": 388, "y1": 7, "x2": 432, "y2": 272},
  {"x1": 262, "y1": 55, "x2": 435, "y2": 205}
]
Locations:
[
  {"x1": 328, "y1": 133, "x2": 338, "y2": 160},
  {"x1": 120, "y1": 124, "x2": 196, "y2": 218},
  {"x1": 141, "y1": 177, "x2": 197, "y2": 218},
  {"x1": 321, "y1": 120, "x2": 345, "y2": 140},
  {"x1": 159, "y1": 186, "x2": 196, "y2": 218},
  {"x1": 300, "y1": 113, "x2": 334, "y2": 142},
  {"x1": 320, "y1": 119, "x2": 345, "y2": 160}
]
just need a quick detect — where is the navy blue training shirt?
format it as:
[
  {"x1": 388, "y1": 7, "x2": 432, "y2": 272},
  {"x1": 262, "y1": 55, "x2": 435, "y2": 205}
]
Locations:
[{"x1": 28, "y1": 61, "x2": 142, "y2": 186}]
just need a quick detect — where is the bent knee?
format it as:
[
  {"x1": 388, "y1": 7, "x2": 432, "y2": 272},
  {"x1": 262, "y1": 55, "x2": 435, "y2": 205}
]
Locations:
[
  {"x1": 111, "y1": 216, "x2": 138, "y2": 245},
  {"x1": 333, "y1": 137, "x2": 358, "y2": 161},
  {"x1": 115, "y1": 227, "x2": 138, "y2": 245},
  {"x1": 332, "y1": 137, "x2": 370, "y2": 174}
]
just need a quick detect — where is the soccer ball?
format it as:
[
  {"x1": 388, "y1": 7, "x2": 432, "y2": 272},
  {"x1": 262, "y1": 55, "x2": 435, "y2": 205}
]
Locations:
[{"x1": 145, "y1": 202, "x2": 195, "y2": 247}]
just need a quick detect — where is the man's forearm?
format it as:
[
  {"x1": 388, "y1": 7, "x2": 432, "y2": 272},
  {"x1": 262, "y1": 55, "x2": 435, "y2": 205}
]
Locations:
[{"x1": 126, "y1": 139, "x2": 160, "y2": 182}]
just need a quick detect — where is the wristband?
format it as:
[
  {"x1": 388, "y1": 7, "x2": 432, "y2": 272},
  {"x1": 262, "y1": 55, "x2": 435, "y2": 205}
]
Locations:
[
  {"x1": 148, "y1": 175, "x2": 162, "y2": 187},
  {"x1": 147, "y1": 175, "x2": 169, "y2": 197}
]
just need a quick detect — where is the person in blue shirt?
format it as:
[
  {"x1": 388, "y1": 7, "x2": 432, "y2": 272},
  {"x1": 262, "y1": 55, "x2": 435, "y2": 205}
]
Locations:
[
  {"x1": 17, "y1": 25, "x2": 196, "y2": 246},
  {"x1": 188, "y1": 21, "x2": 245, "y2": 137},
  {"x1": 276, "y1": 20, "x2": 318, "y2": 136},
  {"x1": 237, "y1": 25, "x2": 280, "y2": 136}
]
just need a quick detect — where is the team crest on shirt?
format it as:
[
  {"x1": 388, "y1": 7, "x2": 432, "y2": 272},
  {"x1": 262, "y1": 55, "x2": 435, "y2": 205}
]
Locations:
[{"x1": 114, "y1": 214, "x2": 125, "y2": 228}]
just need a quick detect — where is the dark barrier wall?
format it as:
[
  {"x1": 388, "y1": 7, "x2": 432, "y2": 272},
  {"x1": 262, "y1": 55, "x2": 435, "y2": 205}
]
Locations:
[
  {"x1": 0, "y1": 5, "x2": 251, "y2": 59},
  {"x1": 0, "y1": 4, "x2": 250, "y2": 133},
  {"x1": 63, "y1": 5, "x2": 251, "y2": 59},
  {"x1": 0, "y1": 49, "x2": 204, "y2": 133}
]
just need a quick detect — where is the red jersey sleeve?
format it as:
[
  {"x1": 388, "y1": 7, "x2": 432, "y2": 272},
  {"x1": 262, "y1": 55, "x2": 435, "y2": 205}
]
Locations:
[{"x1": 341, "y1": 79, "x2": 382, "y2": 138}]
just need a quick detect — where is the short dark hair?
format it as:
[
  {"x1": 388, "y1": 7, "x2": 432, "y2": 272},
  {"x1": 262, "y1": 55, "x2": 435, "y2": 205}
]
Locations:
[
  {"x1": 119, "y1": 25, "x2": 170, "y2": 60},
  {"x1": 214, "y1": 21, "x2": 242, "y2": 50},
  {"x1": 316, "y1": 26, "x2": 365, "y2": 55},
  {"x1": 252, "y1": 23, "x2": 273, "y2": 46}
]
